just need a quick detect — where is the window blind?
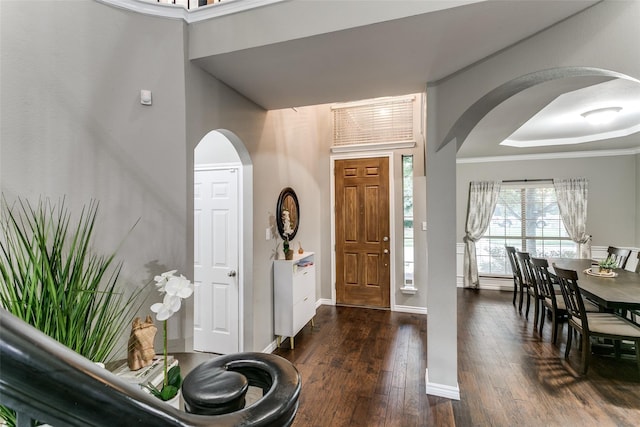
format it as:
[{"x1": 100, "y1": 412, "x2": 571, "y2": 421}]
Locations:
[
  {"x1": 477, "y1": 181, "x2": 577, "y2": 276},
  {"x1": 332, "y1": 96, "x2": 414, "y2": 147}
]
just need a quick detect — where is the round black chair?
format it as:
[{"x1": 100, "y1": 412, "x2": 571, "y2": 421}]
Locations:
[{"x1": 181, "y1": 352, "x2": 301, "y2": 426}]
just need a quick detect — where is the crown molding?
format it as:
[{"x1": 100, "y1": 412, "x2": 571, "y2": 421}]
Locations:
[
  {"x1": 456, "y1": 146, "x2": 640, "y2": 164},
  {"x1": 97, "y1": 0, "x2": 189, "y2": 20},
  {"x1": 97, "y1": 0, "x2": 287, "y2": 23}
]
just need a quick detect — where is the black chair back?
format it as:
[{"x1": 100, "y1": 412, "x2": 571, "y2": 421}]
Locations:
[
  {"x1": 607, "y1": 246, "x2": 632, "y2": 269},
  {"x1": 516, "y1": 251, "x2": 535, "y2": 291},
  {"x1": 506, "y1": 246, "x2": 523, "y2": 286},
  {"x1": 553, "y1": 266, "x2": 588, "y2": 331},
  {"x1": 531, "y1": 257, "x2": 556, "y2": 302}
]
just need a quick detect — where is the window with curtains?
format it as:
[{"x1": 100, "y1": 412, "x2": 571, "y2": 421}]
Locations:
[{"x1": 477, "y1": 181, "x2": 577, "y2": 276}]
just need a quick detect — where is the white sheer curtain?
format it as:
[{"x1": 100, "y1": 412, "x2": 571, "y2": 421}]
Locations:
[
  {"x1": 554, "y1": 178, "x2": 590, "y2": 258},
  {"x1": 464, "y1": 181, "x2": 501, "y2": 288}
]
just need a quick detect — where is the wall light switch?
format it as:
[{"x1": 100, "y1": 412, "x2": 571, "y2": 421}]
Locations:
[
  {"x1": 266, "y1": 227, "x2": 272, "y2": 240},
  {"x1": 140, "y1": 90, "x2": 152, "y2": 106},
  {"x1": 422, "y1": 221, "x2": 427, "y2": 231}
]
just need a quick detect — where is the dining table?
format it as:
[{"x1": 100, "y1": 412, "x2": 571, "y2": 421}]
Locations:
[{"x1": 548, "y1": 258, "x2": 640, "y2": 311}]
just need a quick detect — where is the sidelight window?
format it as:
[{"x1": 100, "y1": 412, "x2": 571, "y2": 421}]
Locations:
[{"x1": 402, "y1": 155, "x2": 414, "y2": 287}]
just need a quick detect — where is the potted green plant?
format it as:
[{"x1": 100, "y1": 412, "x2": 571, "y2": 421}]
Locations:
[
  {"x1": 0, "y1": 196, "x2": 146, "y2": 426},
  {"x1": 598, "y1": 256, "x2": 618, "y2": 274},
  {"x1": 144, "y1": 270, "x2": 194, "y2": 405}
]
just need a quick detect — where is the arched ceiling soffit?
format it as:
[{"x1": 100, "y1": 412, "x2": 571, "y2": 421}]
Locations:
[{"x1": 439, "y1": 67, "x2": 639, "y2": 153}]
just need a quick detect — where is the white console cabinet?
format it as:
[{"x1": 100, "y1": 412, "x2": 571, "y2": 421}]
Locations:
[{"x1": 273, "y1": 252, "x2": 316, "y2": 349}]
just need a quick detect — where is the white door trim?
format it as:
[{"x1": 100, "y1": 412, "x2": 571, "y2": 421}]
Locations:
[
  {"x1": 195, "y1": 162, "x2": 241, "y2": 171},
  {"x1": 194, "y1": 165, "x2": 243, "y2": 353},
  {"x1": 329, "y1": 151, "x2": 396, "y2": 311},
  {"x1": 192, "y1": 128, "x2": 253, "y2": 353}
]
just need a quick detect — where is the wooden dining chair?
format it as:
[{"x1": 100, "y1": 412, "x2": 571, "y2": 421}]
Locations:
[
  {"x1": 606, "y1": 246, "x2": 632, "y2": 270},
  {"x1": 553, "y1": 265, "x2": 640, "y2": 375},
  {"x1": 505, "y1": 246, "x2": 522, "y2": 307},
  {"x1": 516, "y1": 251, "x2": 542, "y2": 326},
  {"x1": 626, "y1": 252, "x2": 640, "y2": 323},
  {"x1": 531, "y1": 258, "x2": 567, "y2": 344}
]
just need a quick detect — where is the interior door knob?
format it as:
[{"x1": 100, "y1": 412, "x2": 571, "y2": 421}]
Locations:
[
  {"x1": 228, "y1": 270, "x2": 237, "y2": 277},
  {"x1": 383, "y1": 249, "x2": 389, "y2": 254}
]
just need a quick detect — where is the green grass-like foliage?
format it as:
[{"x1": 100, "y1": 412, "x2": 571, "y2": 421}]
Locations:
[{"x1": 0, "y1": 196, "x2": 145, "y2": 426}]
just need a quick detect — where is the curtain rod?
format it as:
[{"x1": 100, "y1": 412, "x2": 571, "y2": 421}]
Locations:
[{"x1": 502, "y1": 179, "x2": 552, "y2": 183}]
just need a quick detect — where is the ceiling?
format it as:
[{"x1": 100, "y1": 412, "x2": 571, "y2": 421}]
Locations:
[
  {"x1": 192, "y1": 0, "x2": 640, "y2": 158},
  {"x1": 458, "y1": 76, "x2": 640, "y2": 158}
]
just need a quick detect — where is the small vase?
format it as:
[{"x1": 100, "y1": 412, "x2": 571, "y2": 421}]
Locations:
[
  {"x1": 166, "y1": 389, "x2": 181, "y2": 410},
  {"x1": 285, "y1": 249, "x2": 294, "y2": 260}
]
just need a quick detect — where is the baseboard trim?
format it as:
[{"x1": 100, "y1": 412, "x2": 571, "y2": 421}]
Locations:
[
  {"x1": 317, "y1": 298, "x2": 334, "y2": 307},
  {"x1": 474, "y1": 284, "x2": 514, "y2": 292},
  {"x1": 318, "y1": 298, "x2": 426, "y2": 314},
  {"x1": 262, "y1": 340, "x2": 278, "y2": 354},
  {"x1": 394, "y1": 305, "x2": 427, "y2": 315},
  {"x1": 456, "y1": 276, "x2": 514, "y2": 292},
  {"x1": 425, "y1": 369, "x2": 460, "y2": 400}
]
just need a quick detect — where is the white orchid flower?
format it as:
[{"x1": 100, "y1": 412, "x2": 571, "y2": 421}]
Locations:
[
  {"x1": 153, "y1": 270, "x2": 177, "y2": 293},
  {"x1": 282, "y1": 209, "x2": 294, "y2": 237},
  {"x1": 147, "y1": 269, "x2": 194, "y2": 398},
  {"x1": 150, "y1": 294, "x2": 182, "y2": 321},
  {"x1": 165, "y1": 274, "x2": 194, "y2": 299}
]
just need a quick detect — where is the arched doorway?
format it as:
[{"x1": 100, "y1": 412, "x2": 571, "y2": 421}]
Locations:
[
  {"x1": 193, "y1": 129, "x2": 253, "y2": 354},
  {"x1": 439, "y1": 66, "x2": 640, "y2": 152}
]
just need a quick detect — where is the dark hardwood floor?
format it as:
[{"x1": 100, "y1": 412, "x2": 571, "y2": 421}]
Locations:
[{"x1": 273, "y1": 288, "x2": 640, "y2": 426}]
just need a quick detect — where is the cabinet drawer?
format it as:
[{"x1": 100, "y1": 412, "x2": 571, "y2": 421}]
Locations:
[
  {"x1": 292, "y1": 266, "x2": 315, "y2": 304},
  {"x1": 293, "y1": 295, "x2": 316, "y2": 334}
]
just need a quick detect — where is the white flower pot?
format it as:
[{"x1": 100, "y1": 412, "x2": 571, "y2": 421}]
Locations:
[{"x1": 166, "y1": 389, "x2": 181, "y2": 410}]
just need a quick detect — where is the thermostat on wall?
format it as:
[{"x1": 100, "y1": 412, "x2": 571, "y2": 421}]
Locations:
[{"x1": 140, "y1": 90, "x2": 152, "y2": 106}]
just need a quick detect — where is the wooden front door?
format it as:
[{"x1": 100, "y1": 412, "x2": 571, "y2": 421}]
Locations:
[{"x1": 335, "y1": 157, "x2": 390, "y2": 308}]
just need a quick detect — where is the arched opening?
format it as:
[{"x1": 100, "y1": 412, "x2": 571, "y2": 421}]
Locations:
[
  {"x1": 192, "y1": 129, "x2": 253, "y2": 354},
  {"x1": 439, "y1": 66, "x2": 640, "y2": 152}
]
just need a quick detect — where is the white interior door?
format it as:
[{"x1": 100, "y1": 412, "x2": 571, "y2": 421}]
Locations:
[{"x1": 193, "y1": 168, "x2": 239, "y2": 354}]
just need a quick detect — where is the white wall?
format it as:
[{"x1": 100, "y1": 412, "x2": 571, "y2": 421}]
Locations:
[{"x1": 194, "y1": 131, "x2": 241, "y2": 165}]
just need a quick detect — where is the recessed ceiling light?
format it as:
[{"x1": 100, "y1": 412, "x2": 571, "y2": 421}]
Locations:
[{"x1": 581, "y1": 107, "x2": 622, "y2": 125}]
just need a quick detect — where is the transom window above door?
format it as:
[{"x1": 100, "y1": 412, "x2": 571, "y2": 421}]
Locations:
[{"x1": 330, "y1": 95, "x2": 418, "y2": 152}]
